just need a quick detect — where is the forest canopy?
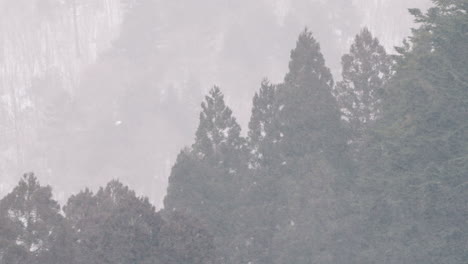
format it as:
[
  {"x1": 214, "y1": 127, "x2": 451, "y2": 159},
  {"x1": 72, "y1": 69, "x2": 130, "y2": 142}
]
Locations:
[{"x1": 1, "y1": 0, "x2": 467, "y2": 263}]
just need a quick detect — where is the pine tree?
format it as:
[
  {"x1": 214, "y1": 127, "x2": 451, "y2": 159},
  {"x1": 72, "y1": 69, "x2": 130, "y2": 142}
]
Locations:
[
  {"x1": 0, "y1": 173, "x2": 69, "y2": 264},
  {"x1": 233, "y1": 79, "x2": 282, "y2": 264},
  {"x1": 358, "y1": 1, "x2": 468, "y2": 263},
  {"x1": 239, "y1": 29, "x2": 352, "y2": 264},
  {"x1": 334, "y1": 27, "x2": 392, "y2": 141},
  {"x1": 159, "y1": 211, "x2": 216, "y2": 264},
  {"x1": 193, "y1": 86, "x2": 245, "y2": 169},
  {"x1": 248, "y1": 79, "x2": 280, "y2": 168},
  {"x1": 165, "y1": 86, "x2": 246, "y2": 263},
  {"x1": 278, "y1": 28, "x2": 346, "y2": 161},
  {"x1": 64, "y1": 180, "x2": 163, "y2": 264}
]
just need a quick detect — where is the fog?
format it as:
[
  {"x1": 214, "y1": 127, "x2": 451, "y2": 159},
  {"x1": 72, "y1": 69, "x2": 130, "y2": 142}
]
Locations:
[
  {"x1": 2, "y1": 1, "x2": 467, "y2": 264},
  {"x1": 1, "y1": 0, "x2": 430, "y2": 207}
]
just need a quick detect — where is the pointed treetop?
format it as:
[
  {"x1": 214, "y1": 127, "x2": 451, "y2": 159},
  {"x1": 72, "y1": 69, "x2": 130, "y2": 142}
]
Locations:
[
  {"x1": 285, "y1": 28, "x2": 334, "y2": 88},
  {"x1": 193, "y1": 86, "x2": 243, "y2": 161},
  {"x1": 248, "y1": 79, "x2": 279, "y2": 167},
  {"x1": 343, "y1": 27, "x2": 390, "y2": 77},
  {"x1": 0, "y1": 173, "x2": 62, "y2": 258},
  {"x1": 249, "y1": 79, "x2": 276, "y2": 141},
  {"x1": 334, "y1": 27, "x2": 392, "y2": 135},
  {"x1": 277, "y1": 29, "x2": 345, "y2": 159},
  {"x1": 1, "y1": 173, "x2": 57, "y2": 211}
]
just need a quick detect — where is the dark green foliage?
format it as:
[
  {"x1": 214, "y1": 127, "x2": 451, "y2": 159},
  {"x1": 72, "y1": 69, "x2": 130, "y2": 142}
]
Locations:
[
  {"x1": 165, "y1": 28, "x2": 356, "y2": 264},
  {"x1": 334, "y1": 27, "x2": 392, "y2": 141},
  {"x1": 248, "y1": 79, "x2": 280, "y2": 168},
  {"x1": 165, "y1": 86, "x2": 247, "y2": 263},
  {"x1": 64, "y1": 180, "x2": 163, "y2": 264},
  {"x1": 0, "y1": 173, "x2": 73, "y2": 264},
  {"x1": 357, "y1": 1, "x2": 468, "y2": 263},
  {"x1": 239, "y1": 79, "x2": 283, "y2": 263},
  {"x1": 193, "y1": 86, "x2": 245, "y2": 167},
  {"x1": 159, "y1": 211, "x2": 215, "y2": 264},
  {"x1": 1, "y1": 176, "x2": 216, "y2": 264},
  {"x1": 266, "y1": 29, "x2": 350, "y2": 263},
  {"x1": 165, "y1": 151, "x2": 236, "y2": 234},
  {"x1": 2, "y1": 2, "x2": 467, "y2": 264},
  {"x1": 278, "y1": 29, "x2": 346, "y2": 161},
  {"x1": 233, "y1": 29, "x2": 354, "y2": 264},
  {"x1": 284, "y1": 29, "x2": 334, "y2": 87}
]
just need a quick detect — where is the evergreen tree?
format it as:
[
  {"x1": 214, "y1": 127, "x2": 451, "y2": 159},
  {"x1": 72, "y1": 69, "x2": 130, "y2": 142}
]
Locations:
[
  {"x1": 64, "y1": 180, "x2": 163, "y2": 264},
  {"x1": 165, "y1": 86, "x2": 246, "y2": 263},
  {"x1": 159, "y1": 211, "x2": 216, "y2": 264},
  {"x1": 236, "y1": 29, "x2": 353, "y2": 264},
  {"x1": 272, "y1": 29, "x2": 351, "y2": 263},
  {"x1": 358, "y1": 1, "x2": 468, "y2": 263},
  {"x1": 234, "y1": 79, "x2": 282, "y2": 264},
  {"x1": 0, "y1": 173, "x2": 71, "y2": 264},
  {"x1": 278, "y1": 28, "x2": 346, "y2": 161},
  {"x1": 248, "y1": 79, "x2": 280, "y2": 168},
  {"x1": 193, "y1": 86, "x2": 245, "y2": 168},
  {"x1": 334, "y1": 27, "x2": 392, "y2": 141}
]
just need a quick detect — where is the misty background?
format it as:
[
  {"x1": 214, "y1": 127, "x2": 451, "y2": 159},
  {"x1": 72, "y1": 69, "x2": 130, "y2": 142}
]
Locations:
[{"x1": 0, "y1": 0, "x2": 430, "y2": 208}]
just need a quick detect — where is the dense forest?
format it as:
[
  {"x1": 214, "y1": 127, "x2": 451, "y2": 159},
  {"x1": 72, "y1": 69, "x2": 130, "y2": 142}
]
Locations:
[{"x1": 1, "y1": 0, "x2": 467, "y2": 263}]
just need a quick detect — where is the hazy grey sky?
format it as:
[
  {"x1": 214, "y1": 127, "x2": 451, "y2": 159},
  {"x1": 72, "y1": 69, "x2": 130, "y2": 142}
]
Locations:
[{"x1": 0, "y1": 0, "x2": 431, "y2": 208}]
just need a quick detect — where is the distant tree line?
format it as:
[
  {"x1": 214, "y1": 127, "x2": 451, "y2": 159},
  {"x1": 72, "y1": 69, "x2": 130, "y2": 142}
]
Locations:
[
  {"x1": 1, "y1": 0, "x2": 467, "y2": 263},
  {"x1": 0, "y1": 173, "x2": 215, "y2": 264}
]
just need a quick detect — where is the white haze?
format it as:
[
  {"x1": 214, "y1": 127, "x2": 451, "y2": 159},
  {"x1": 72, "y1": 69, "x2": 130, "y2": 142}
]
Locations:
[{"x1": 0, "y1": 0, "x2": 430, "y2": 208}]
